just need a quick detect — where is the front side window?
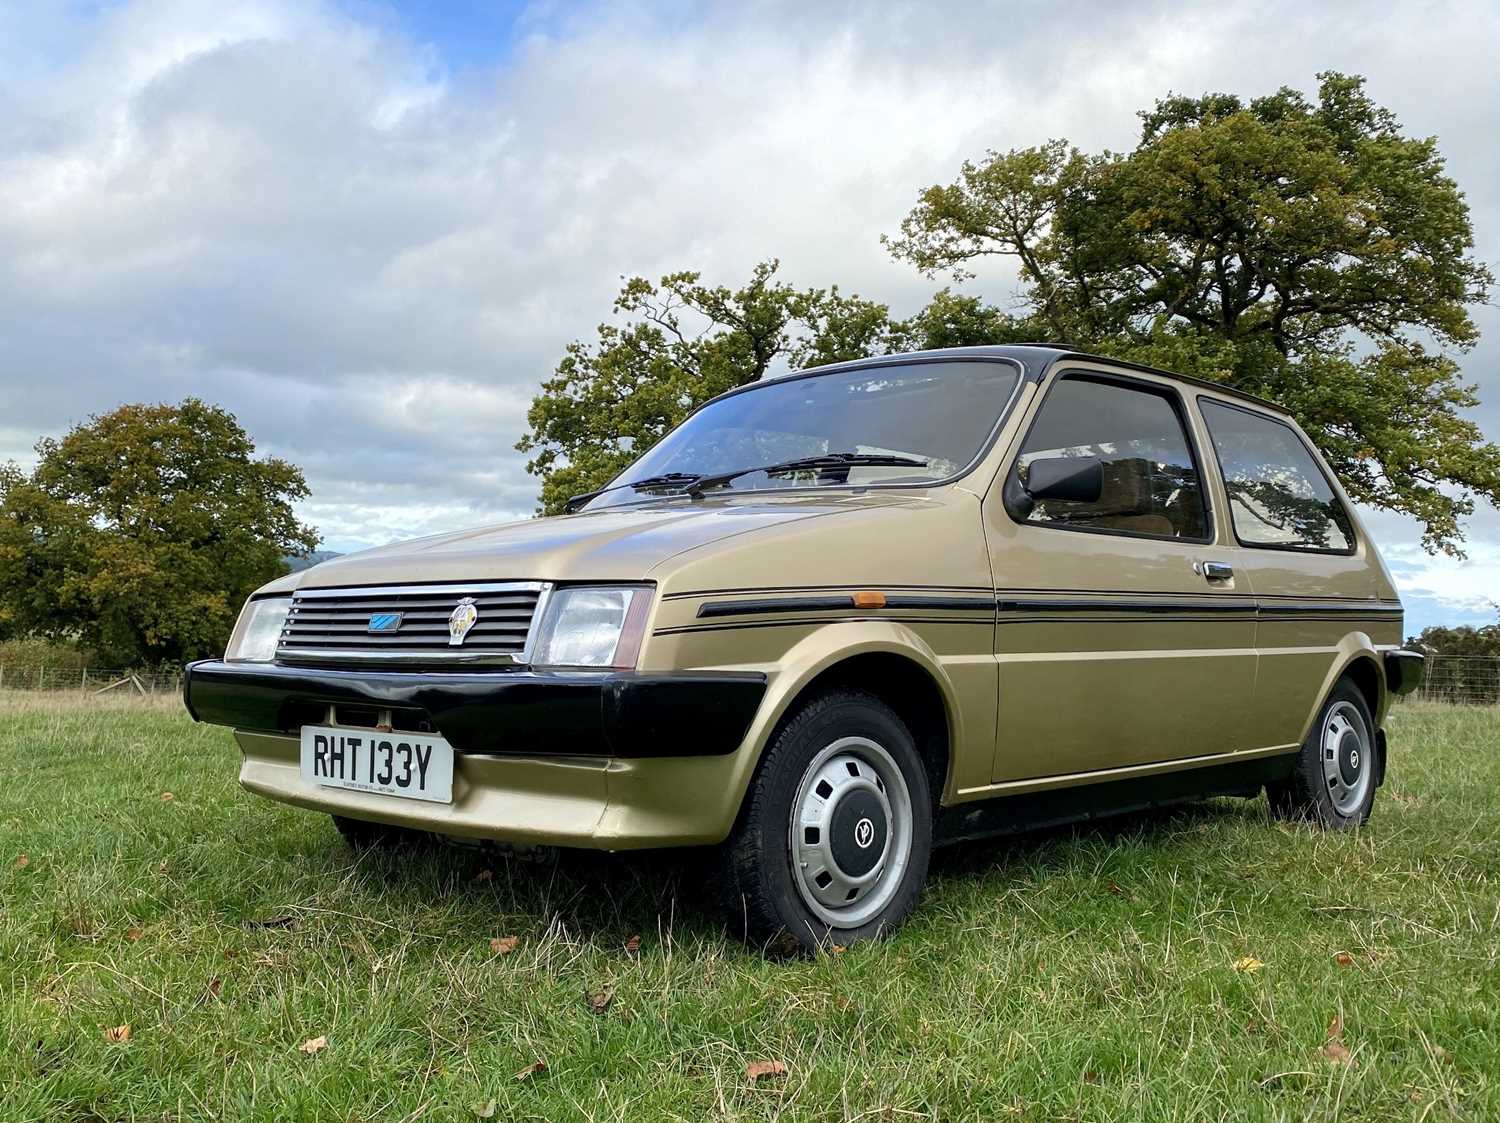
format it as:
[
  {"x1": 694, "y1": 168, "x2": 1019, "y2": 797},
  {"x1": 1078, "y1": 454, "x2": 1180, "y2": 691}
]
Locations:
[
  {"x1": 585, "y1": 360, "x2": 1021, "y2": 508},
  {"x1": 1012, "y1": 376, "x2": 1208, "y2": 540},
  {"x1": 1198, "y1": 399, "x2": 1353, "y2": 552}
]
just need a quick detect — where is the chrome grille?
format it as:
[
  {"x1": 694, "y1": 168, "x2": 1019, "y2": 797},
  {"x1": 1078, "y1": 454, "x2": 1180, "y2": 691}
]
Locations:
[{"x1": 277, "y1": 582, "x2": 548, "y2": 665}]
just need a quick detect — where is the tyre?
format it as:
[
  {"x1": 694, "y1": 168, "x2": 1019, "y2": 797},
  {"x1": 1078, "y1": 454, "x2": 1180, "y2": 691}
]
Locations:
[
  {"x1": 720, "y1": 689, "x2": 934, "y2": 954},
  {"x1": 331, "y1": 814, "x2": 428, "y2": 851},
  {"x1": 1267, "y1": 678, "x2": 1377, "y2": 829}
]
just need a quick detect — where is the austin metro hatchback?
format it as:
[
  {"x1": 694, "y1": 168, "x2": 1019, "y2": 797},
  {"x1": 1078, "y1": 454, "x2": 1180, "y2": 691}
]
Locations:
[{"x1": 185, "y1": 345, "x2": 1423, "y2": 952}]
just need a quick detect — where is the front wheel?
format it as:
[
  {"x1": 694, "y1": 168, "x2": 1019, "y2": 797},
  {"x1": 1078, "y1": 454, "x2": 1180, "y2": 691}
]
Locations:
[
  {"x1": 1268, "y1": 679, "x2": 1378, "y2": 829},
  {"x1": 720, "y1": 690, "x2": 933, "y2": 954}
]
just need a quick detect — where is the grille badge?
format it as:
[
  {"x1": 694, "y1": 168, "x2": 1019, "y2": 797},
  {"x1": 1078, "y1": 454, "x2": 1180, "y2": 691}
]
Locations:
[
  {"x1": 448, "y1": 597, "x2": 479, "y2": 646},
  {"x1": 366, "y1": 612, "x2": 404, "y2": 634}
]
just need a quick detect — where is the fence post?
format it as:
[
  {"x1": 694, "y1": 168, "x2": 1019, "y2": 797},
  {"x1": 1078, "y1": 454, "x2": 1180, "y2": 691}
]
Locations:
[
  {"x1": 38, "y1": 666, "x2": 45, "y2": 691},
  {"x1": 81, "y1": 668, "x2": 88, "y2": 693}
]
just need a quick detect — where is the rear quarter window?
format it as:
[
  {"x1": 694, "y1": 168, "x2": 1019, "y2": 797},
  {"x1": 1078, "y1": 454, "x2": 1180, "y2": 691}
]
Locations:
[{"x1": 1198, "y1": 399, "x2": 1354, "y2": 553}]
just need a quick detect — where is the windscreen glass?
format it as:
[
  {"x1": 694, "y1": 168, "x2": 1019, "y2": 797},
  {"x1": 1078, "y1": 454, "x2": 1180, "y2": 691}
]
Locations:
[{"x1": 586, "y1": 360, "x2": 1021, "y2": 508}]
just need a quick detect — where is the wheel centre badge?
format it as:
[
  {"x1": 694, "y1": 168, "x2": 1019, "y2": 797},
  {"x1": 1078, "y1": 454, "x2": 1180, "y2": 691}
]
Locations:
[
  {"x1": 854, "y1": 817, "x2": 875, "y2": 849},
  {"x1": 448, "y1": 597, "x2": 479, "y2": 646}
]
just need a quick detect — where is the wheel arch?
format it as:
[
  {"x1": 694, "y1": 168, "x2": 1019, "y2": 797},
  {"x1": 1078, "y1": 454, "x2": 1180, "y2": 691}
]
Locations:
[
  {"x1": 1295, "y1": 638, "x2": 1387, "y2": 748},
  {"x1": 778, "y1": 651, "x2": 952, "y2": 807},
  {"x1": 732, "y1": 623, "x2": 966, "y2": 815}
]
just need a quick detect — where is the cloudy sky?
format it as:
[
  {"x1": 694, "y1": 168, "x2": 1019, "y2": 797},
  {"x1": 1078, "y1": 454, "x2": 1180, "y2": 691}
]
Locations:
[{"x1": 3, "y1": 0, "x2": 1499, "y2": 634}]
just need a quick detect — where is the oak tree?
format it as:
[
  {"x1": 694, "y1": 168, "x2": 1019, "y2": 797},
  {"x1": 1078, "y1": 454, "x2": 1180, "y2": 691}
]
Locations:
[
  {"x1": 886, "y1": 72, "x2": 1498, "y2": 552},
  {"x1": 0, "y1": 399, "x2": 318, "y2": 665}
]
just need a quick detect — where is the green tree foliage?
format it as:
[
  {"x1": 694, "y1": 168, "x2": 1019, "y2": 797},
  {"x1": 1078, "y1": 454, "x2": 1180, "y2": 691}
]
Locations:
[
  {"x1": 1409, "y1": 618, "x2": 1500, "y2": 703},
  {"x1": 0, "y1": 399, "x2": 318, "y2": 666},
  {"x1": 1410, "y1": 621, "x2": 1500, "y2": 656},
  {"x1": 516, "y1": 262, "x2": 1042, "y2": 513},
  {"x1": 519, "y1": 263, "x2": 894, "y2": 514},
  {"x1": 885, "y1": 73, "x2": 1497, "y2": 553}
]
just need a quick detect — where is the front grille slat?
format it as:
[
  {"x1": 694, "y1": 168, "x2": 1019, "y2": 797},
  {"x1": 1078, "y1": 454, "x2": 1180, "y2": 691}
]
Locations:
[{"x1": 277, "y1": 581, "x2": 546, "y2": 666}]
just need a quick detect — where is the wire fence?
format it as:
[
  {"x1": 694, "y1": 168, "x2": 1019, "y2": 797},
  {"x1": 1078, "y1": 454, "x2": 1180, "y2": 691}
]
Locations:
[
  {"x1": 0, "y1": 657, "x2": 1497, "y2": 705},
  {"x1": 1404, "y1": 655, "x2": 1500, "y2": 706},
  {"x1": 0, "y1": 666, "x2": 184, "y2": 697}
]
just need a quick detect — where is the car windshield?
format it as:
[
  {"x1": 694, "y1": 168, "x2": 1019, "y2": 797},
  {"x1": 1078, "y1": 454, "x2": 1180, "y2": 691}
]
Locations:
[{"x1": 584, "y1": 359, "x2": 1022, "y2": 509}]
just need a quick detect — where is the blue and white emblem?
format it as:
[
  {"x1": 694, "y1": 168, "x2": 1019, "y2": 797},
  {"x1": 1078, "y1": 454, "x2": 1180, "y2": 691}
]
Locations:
[{"x1": 367, "y1": 612, "x2": 403, "y2": 634}]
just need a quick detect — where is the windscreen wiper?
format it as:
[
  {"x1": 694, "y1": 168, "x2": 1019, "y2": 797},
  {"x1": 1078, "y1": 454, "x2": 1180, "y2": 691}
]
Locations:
[
  {"x1": 564, "y1": 472, "x2": 701, "y2": 513},
  {"x1": 684, "y1": 453, "x2": 928, "y2": 498}
]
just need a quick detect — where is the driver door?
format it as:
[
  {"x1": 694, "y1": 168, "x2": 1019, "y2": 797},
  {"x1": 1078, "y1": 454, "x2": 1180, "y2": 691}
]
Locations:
[{"x1": 982, "y1": 368, "x2": 1257, "y2": 783}]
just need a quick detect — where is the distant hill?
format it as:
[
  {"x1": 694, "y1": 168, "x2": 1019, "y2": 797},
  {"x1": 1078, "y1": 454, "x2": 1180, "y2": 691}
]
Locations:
[{"x1": 284, "y1": 550, "x2": 343, "y2": 573}]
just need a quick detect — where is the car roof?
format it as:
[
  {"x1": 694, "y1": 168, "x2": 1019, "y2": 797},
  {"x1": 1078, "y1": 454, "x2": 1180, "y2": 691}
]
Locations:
[{"x1": 737, "y1": 344, "x2": 1290, "y2": 416}]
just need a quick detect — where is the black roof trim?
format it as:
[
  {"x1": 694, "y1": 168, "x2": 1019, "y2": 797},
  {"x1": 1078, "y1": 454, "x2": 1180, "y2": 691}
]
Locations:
[
  {"x1": 776, "y1": 345, "x2": 1290, "y2": 416},
  {"x1": 1049, "y1": 350, "x2": 1290, "y2": 415}
]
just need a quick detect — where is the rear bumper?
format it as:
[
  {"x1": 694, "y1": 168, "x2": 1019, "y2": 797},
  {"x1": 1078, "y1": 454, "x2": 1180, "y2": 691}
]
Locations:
[
  {"x1": 183, "y1": 660, "x2": 766, "y2": 758},
  {"x1": 1383, "y1": 649, "x2": 1425, "y2": 697}
]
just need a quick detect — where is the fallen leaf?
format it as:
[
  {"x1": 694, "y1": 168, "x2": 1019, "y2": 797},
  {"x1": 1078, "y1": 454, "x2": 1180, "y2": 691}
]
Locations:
[
  {"x1": 246, "y1": 914, "x2": 296, "y2": 930},
  {"x1": 1106, "y1": 879, "x2": 1124, "y2": 896},
  {"x1": 160, "y1": 791, "x2": 174, "y2": 802},
  {"x1": 746, "y1": 1059, "x2": 787, "y2": 1082},
  {"x1": 830, "y1": 945, "x2": 847, "y2": 955},
  {"x1": 1321, "y1": 1014, "x2": 1352, "y2": 1065},
  {"x1": 471, "y1": 1099, "x2": 498, "y2": 1118},
  {"x1": 104, "y1": 1024, "x2": 131, "y2": 1044},
  {"x1": 1333, "y1": 952, "x2": 1354, "y2": 967},
  {"x1": 13, "y1": 854, "x2": 28, "y2": 870},
  {"x1": 490, "y1": 935, "x2": 519, "y2": 956},
  {"x1": 298, "y1": 1035, "x2": 327, "y2": 1055},
  {"x1": 623, "y1": 934, "x2": 641, "y2": 954},
  {"x1": 585, "y1": 985, "x2": 615, "y2": 1015},
  {"x1": 515, "y1": 1059, "x2": 547, "y2": 1081},
  {"x1": 1322, "y1": 1039, "x2": 1352, "y2": 1064},
  {"x1": 200, "y1": 977, "x2": 223, "y2": 1004},
  {"x1": 125, "y1": 927, "x2": 144, "y2": 942},
  {"x1": 1233, "y1": 956, "x2": 1264, "y2": 973},
  {"x1": 472, "y1": 868, "x2": 494, "y2": 883}
]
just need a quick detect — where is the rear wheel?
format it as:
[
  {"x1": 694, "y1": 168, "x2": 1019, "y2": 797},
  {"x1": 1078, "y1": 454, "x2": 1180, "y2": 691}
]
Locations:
[
  {"x1": 720, "y1": 690, "x2": 934, "y2": 954},
  {"x1": 1268, "y1": 679, "x2": 1377, "y2": 829}
]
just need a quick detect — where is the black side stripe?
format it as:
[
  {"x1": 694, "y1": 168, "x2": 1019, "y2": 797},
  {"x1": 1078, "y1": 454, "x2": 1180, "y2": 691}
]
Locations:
[
  {"x1": 693, "y1": 595, "x2": 1402, "y2": 621},
  {"x1": 697, "y1": 596, "x2": 855, "y2": 617}
]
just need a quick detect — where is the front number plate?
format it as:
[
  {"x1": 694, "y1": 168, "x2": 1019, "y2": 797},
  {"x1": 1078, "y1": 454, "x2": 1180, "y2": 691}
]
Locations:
[{"x1": 299, "y1": 725, "x2": 454, "y2": 804}]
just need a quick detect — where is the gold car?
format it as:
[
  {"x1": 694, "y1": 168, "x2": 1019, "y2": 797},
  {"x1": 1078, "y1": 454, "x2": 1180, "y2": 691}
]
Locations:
[{"x1": 185, "y1": 345, "x2": 1423, "y2": 951}]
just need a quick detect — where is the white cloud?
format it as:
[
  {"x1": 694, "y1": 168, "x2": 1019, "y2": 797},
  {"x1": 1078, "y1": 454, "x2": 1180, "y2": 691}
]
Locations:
[
  {"x1": 0, "y1": 0, "x2": 1498, "y2": 589},
  {"x1": 1384, "y1": 539, "x2": 1500, "y2": 617}
]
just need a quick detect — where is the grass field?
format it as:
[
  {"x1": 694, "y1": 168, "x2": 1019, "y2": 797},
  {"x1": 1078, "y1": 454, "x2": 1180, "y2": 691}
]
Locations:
[{"x1": 1, "y1": 696, "x2": 1497, "y2": 1122}]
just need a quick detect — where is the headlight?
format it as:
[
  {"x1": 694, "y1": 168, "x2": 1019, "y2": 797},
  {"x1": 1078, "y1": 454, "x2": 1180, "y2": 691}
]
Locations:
[
  {"x1": 225, "y1": 597, "x2": 291, "y2": 662},
  {"x1": 531, "y1": 585, "x2": 652, "y2": 669}
]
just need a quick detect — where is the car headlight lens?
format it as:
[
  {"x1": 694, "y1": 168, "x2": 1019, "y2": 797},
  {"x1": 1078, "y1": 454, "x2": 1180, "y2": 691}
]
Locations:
[
  {"x1": 531, "y1": 585, "x2": 652, "y2": 669},
  {"x1": 225, "y1": 597, "x2": 291, "y2": 662}
]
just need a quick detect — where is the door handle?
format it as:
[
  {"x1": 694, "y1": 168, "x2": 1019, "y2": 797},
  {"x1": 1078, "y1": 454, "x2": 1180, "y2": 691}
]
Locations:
[{"x1": 1200, "y1": 560, "x2": 1234, "y2": 581}]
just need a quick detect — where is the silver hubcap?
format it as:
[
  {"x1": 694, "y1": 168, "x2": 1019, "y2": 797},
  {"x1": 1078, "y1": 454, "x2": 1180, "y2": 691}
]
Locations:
[
  {"x1": 1321, "y1": 701, "x2": 1372, "y2": 816},
  {"x1": 789, "y1": 736, "x2": 913, "y2": 928}
]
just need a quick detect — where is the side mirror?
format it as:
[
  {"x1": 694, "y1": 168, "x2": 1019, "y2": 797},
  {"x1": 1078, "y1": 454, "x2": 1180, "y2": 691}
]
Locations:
[
  {"x1": 1004, "y1": 455, "x2": 1103, "y2": 519},
  {"x1": 1026, "y1": 456, "x2": 1104, "y2": 504}
]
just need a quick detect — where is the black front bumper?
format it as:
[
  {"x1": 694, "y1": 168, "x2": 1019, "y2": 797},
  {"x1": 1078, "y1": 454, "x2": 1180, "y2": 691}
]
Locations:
[
  {"x1": 1383, "y1": 649, "x2": 1426, "y2": 697},
  {"x1": 183, "y1": 660, "x2": 767, "y2": 758}
]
